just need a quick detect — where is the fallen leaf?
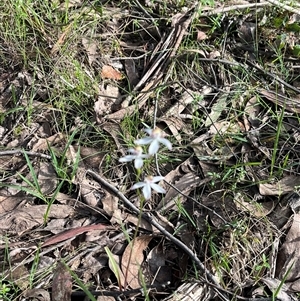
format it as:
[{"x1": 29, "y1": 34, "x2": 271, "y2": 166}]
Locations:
[
  {"x1": 121, "y1": 235, "x2": 152, "y2": 289},
  {"x1": 82, "y1": 37, "x2": 98, "y2": 66},
  {"x1": 0, "y1": 204, "x2": 75, "y2": 235},
  {"x1": 101, "y1": 65, "x2": 123, "y2": 80},
  {"x1": 197, "y1": 30, "x2": 208, "y2": 41},
  {"x1": 0, "y1": 195, "x2": 33, "y2": 214},
  {"x1": 31, "y1": 133, "x2": 65, "y2": 152},
  {"x1": 124, "y1": 59, "x2": 139, "y2": 86},
  {"x1": 51, "y1": 23, "x2": 72, "y2": 56},
  {"x1": 261, "y1": 278, "x2": 292, "y2": 301},
  {"x1": 205, "y1": 92, "x2": 228, "y2": 127},
  {"x1": 42, "y1": 223, "x2": 109, "y2": 247},
  {"x1": 107, "y1": 253, "x2": 126, "y2": 288},
  {"x1": 276, "y1": 213, "x2": 300, "y2": 284},
  {"x1": 94, "y1": 85, "x2": 121, "y2": 120},
  {"x1": 259, "y1": 89, "x2": 300, "y2": 114},
  {"x1": 259, "y1": 175, "x2": 300, "y2": 196},
  {"x1": 52, "y1": 262, "x2": 72, "y2": 301},
  {"x1": 24, "y1": 289, "x2": 50, "y2": 301}
]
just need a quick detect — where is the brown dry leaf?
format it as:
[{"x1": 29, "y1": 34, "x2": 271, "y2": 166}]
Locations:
[
  {"x1": 31, "y1": 133, "x2": 65, "y2": 152},
  {"x1": 197, "y1": 30, "x2": 208, "y2": 41},
  {"x1": 124, "y1": 59, "x2": 139, "y2": 86},
  {"x1": 73, "y1": 146, "x2": 105, "y2": 168},
  {"x1": 121, "y1": 235, "x2": 152, "y2": 289},
  {"x1": 244, "y1": 96, "x2": 262, "y2": 131},
  {"x1": 146, "y1": 244, "x2": 172, "y2": 285},
  {"x1": 205, "y1": 92, "x2": 228, "y2": 127},
  {"x1": 233, "y1": 192, "x2": 275, "y2": 217},
  {"x1": 66, "y1": 145, "x2": 103, "y2": 207},
  {"x1": 35, "y1": 162, "x2": 58, "y2": 195},
  {"x1": 51, "y1": 23, "x2": 72, "y2": 56},
  {"x1": 52, "y1": 262, "x2": 72, "y2": 301},
  {"x1": 156, "y1": 157, "x2": 208, "y2": 211},
  {"x1": 276, "y1": 214, "x2": 300, "y2": 289},
  {"x1": 102, "y1": 193, "x2": 124, "y2": 223},
  {"x1": 0, "y1": 195, "x2": 33, "y2": 214},
  {"x1": 94, "y1": 85, "x2": 121, "y2": 120},
  {"x1": 259, "y1": 175, "x2": 300, "y2": 196},
  {"x1": 259, "y1": 89, "x2": 300, "y2": 114},
  {"x1": 23, "y1": 289, "x2": 50, "y2": 301},
  {"x1": 10, "y1": 265, "x2": 30, "y2": 290},
  {"x1": 82, "y1": 37, "x2": 98, "y2": 66},
  {"x1": 42, "y1": 223, "x2": 109, "y2": 247},
  {"x1": 101, "y1": 65, "x2": 123, "y2": 80},
  {"x1": 0, "y1": 204, "x2": 75, "y2": 235},
  {"x1": 261, "y1": 278, "x2": 292, "y2": 301},
  {"x1": 124, "y1": 214, "x2": 153, "y2": 232}
]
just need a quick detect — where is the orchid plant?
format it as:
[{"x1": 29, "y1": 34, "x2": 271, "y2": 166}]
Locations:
[{"x1": 119, "y1": 127, "x2": 172, "y2": 200}]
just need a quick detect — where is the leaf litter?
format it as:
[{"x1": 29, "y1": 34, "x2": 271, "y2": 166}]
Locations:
[{"x1": 1, "y1": 0, "x2": 300, "y2": 300}]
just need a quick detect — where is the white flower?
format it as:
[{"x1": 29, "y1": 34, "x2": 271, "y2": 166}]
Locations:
[
  {"x1": 131, "y1": 176, "x2": 166, "y2": 200},
  {"x1": 119, "y1": 146, "x2": 149, "y2": 169},
  {"x1": 134, "y1": 128, "x2": 172, "y2": 155}
]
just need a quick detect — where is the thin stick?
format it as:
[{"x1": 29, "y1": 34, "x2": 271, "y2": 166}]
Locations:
[
  {"x1": 0, "y1": 149, "x2": 52, "y2": 160},
  {"x1": 86, "y1": 169, "x2": 229, "y2": 301}
]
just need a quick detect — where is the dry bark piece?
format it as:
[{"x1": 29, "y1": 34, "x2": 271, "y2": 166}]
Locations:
[
  {"x1": 121, "y1": 235, "x2": 152, "y2": 289},
  {"x1": 52, "y1": 262, "x2": 72, "y2": 301}
]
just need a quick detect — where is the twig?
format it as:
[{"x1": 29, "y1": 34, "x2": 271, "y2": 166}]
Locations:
[
  {"x1": 265, "y1": 0, "x2": 300, "y2": 15},
  {"x1": 72, "y1": 284, "x2": 169, "y2": 298},
  {"x1": 86, "y1": 169, "x2": 230, "y2": 301},
  {"x1": 201, "y1": 2, "x2": 271, "y2": 16},
  {"x1": 0, "y1": 149, "x2": 52, "y2": 160}
]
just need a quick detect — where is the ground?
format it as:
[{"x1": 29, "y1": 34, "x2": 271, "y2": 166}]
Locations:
[{"x1": 0, "y1": 0, "x2": 300, "y2": 300}]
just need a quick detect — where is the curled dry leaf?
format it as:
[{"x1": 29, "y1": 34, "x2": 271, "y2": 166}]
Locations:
[{"x1": 121, "y1": 235, "x2": 152, "y2": 289}]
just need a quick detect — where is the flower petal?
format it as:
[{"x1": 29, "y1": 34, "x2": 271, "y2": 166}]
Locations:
[
  {"x1": 158, "y1": 137, "x2": 172, "y2": 150},
  {"x1": 148, "y1": 139, "x2": 160, "y2": 155},
  {"x1": 135, "y1": 137, "x2": 153, "y2": 145},
  {"x1": 144, "y1": 128, "x2": 153, "y2": 135},
  {"x1": 151, "y1": 176, "x2": 165, "y2": 183},
  {"x1": 119, "y1": 155, "x2": 136, "y2": 162},
  {"x1": 142, "y1": 183, "x2": 152, "y2": 200},
  {"x1": 128, "y1": 148, "x2": 137, "y2": 154},
  {"x1": 150, "y1": 183, "x2": 166, "y2": 194},
  {"x1": 134, "y1": 157, "x2": 144, "y2": 169},
  {"x1": 131, "y1": 182, "x2": 145, "y2": 190}
]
